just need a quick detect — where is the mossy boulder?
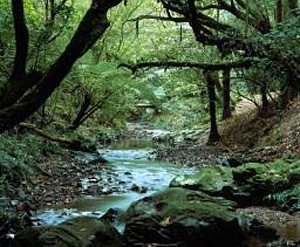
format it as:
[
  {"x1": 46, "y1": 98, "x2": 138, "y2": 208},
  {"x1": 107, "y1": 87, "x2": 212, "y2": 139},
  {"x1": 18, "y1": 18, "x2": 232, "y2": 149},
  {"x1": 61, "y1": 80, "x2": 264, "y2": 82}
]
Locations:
[
  {"x1": 170, "y1": 159, "x2": 300, "y2": 209},
  {"x1": 123, "y1": 187, "x2": 248, "y2": 247},
  {"x1": 12, "y1": 217, "x2": 124, "y2": 247},
  {"x1": 170, "y1": 165, "x2": 234, "y2": 194}
]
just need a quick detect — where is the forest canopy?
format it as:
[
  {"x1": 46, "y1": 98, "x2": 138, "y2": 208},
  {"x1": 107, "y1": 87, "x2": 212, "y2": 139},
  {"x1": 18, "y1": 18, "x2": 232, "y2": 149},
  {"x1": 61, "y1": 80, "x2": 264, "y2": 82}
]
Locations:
[{"x1": 0, "y1": 0, "x2": 299, "y2": 143}]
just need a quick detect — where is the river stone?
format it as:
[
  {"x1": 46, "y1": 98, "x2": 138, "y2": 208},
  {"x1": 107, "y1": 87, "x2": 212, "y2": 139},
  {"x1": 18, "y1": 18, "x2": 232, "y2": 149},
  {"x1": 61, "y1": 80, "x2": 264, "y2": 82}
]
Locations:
[
  {"x1": 170, "y1": 160, "x2": 300, "y2": 209},
  {"x1": 221, "y1": 157, "x2": 243, "y2": 167},
  {"x1": 123, "y1": 187, "x2": 247, "y2": 247},
  {"x1": 12, "y1": 217, "x2": 124, "y2": 247},
  {"x1": 101, "y1": 208, "x2": 124, "y2": 223}
]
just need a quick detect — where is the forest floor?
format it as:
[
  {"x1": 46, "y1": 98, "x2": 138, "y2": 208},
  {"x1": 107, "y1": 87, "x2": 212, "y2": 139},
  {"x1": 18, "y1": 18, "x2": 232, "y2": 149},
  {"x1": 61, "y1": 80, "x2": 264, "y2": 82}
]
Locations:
[
  {"x1": 20, "y1": 154, "x2": 102, "y2": 208},
  {"x1": 157, "y1": 99, "x2": 300, "y2": 166},
  {"x1": 0, "y1": 154, "x2": 106, "y2": 219}
]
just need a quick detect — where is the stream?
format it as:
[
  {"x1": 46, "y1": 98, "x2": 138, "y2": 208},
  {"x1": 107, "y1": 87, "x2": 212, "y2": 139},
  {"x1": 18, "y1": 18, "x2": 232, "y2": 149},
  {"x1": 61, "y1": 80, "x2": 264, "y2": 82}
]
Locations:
[
  {"x1": 33, "y1": 148, "x2": 195, "y2": 229},
  {"x1": 31, "y1": 144, "x2": 300, "y2": 246}
]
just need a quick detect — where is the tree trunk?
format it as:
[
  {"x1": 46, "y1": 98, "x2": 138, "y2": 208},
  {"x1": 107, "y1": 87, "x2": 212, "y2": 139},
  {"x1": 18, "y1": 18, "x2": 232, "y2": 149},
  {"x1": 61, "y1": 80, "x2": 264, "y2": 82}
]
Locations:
[
  {"x1": 70, "y1": 93, "x2": 92, "y2": 130},
  {"x1": 0, "y1": 0, "x2": 31, "y2": 109},
  {"x1": 0, "y1": 70, "x2": 44, "y2": 109},
  {"x1": 280, "y1": 83, "x2": 297, "y2": 108},
  {"x1": 222, "y1": 69, "x2": 231, "y2": 120},
  {"x1": 204, "y1": 70, "x2": 221, "y2": 145},
  {"x1": 288, "y1": 0, "x2": 298, "y2": 16},
  {"x1": 10, "y1": 0, "x2": 28, "y2": 80},
  {"x1": 260, "y1": 82, "x2": 269, "y2": 116},
  {"x1": 0, "y1": 0, "x2": 122, "y2": 133},
  {"x1": 276, "y1": 0, "x2": 283, "y2": 23}
]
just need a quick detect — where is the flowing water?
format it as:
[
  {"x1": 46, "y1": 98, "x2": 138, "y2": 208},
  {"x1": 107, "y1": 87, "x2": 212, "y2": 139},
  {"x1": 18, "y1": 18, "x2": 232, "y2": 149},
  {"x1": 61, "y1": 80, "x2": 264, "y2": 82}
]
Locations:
[
  {"x1": 32, "y1": 146, "x2": 300, "y2": 245},
  {"x1": 33, "y1": 148, "x2": 195, "y2": 227}
]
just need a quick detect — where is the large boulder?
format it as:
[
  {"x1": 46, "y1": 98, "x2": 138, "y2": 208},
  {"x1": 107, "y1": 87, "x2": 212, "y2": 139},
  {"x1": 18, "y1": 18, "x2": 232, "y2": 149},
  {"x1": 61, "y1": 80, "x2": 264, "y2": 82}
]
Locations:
[
  {"x1": 123, "y1": 187, "x2": 248, "y2": 247},
  {"x1": 12, "y1": 217, "x2": 124, "y2": 247},
  {"x1": 170, "y1": 160, "x2": 300, "y2": 209}
]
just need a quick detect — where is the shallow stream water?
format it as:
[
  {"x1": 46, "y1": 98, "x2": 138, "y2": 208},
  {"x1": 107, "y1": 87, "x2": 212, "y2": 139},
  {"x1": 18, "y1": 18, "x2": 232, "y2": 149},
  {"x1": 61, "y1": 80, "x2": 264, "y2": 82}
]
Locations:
[
  {"x1": 32, "y1": 145, "x2": 300, "y2": 246},
  {"x1": 33, "y1": 148, "x2": 195, "y2": 228}
]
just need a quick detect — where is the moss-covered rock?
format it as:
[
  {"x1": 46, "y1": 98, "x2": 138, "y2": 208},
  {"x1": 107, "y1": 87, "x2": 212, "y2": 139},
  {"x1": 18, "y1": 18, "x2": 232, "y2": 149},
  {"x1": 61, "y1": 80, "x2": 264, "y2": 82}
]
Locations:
[
  {"x1": 170, "y1": 165, "x2": 234, "y2": 194},
  {"x1": 123, "y1": 187, "x2": 247, "y2": 247},
  {"x1": 170, "y1": 159, "x2": 300, "y2": 209},
  {"x1": 12, "y1": 217, "x2": 124, "y2": 247}
]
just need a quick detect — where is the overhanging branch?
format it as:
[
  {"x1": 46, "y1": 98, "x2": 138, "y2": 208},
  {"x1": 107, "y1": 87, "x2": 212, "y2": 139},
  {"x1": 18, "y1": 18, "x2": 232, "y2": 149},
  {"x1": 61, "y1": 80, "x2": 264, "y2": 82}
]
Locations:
[
  {"x1": 128, "y1": 15, "x2": 187, "y2": 23},
  {"x1": 119, "y1": 59, "x2": 253, "y2": 73}
]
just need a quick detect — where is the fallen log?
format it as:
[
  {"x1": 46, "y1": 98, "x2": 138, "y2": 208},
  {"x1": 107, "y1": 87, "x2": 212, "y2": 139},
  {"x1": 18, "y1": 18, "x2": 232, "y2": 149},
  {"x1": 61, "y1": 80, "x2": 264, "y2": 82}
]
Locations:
[{"x1": 19, "y1": 122, "x2": 96, "y2": 152}]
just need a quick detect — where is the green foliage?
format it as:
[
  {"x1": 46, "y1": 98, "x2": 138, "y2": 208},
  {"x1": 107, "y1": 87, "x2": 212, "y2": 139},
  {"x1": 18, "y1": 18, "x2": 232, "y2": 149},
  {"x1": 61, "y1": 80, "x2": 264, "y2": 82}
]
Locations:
[
  {"x1": 138, "y1": 68, "x2": 210, "y2": 130},
  {"x1": 47, "y1": 60, "x2": 159, "y2": 130},
  {"x1": 1, "y1": 0, "x2": 299, "y2": 142}
]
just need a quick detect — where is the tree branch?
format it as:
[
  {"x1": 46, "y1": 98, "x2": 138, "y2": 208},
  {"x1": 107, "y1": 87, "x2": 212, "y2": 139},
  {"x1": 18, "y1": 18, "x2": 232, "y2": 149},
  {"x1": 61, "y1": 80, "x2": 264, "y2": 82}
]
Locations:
[
  {"x1": 0, "y1": 0, "x2": 123, "y2": 133},
  {"x1": 119, "y1": 59, "x2": 252, "y2": 73},
  {"x1": 19, "y1": 122, "x2": 97, "y2": 152},
  {"x1": 128, "y1": 15, "x2": 186, "y2": 23}
]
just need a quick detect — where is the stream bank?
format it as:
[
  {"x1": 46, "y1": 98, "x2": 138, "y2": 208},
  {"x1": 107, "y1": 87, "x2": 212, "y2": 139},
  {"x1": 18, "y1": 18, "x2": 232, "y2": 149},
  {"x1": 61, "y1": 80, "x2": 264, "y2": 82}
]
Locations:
[
  {"x1": 4, "y1": 148, "x2": 300, "y2": 247},
  {"x1": 3, "y1": 122, "x2": 300, "y2": 247}
]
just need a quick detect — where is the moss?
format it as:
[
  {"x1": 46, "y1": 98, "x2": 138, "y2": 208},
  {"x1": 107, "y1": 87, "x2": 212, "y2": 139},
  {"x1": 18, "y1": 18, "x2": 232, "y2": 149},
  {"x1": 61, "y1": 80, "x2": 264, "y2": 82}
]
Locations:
[
  {"x1": 123, "y1": 188, "x2": 248, "y2": 247},
  {"x1": 265, "y1": 184, "x2": 300, "y2": 211},
  {"x1": 170, "y1": 166, "x2": 234, "y2": 193},
  {"x1": 125, "y1": 188, "x2": 237, "y2": 223},
  {"x1": 170, "y1": 159, "x2": 300, "y2": 210}
]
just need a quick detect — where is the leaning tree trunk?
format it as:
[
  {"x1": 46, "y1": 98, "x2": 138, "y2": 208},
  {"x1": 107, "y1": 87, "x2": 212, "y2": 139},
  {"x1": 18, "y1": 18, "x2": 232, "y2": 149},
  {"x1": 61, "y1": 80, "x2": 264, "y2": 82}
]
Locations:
[
  {"x1": 0, "y1": 0, "x2": 123, "y2": 133},
  {"x1": 204, "y1": 70, "x2": 221, "y2": 145},
  {"x1": 222, "y1": 69, "x2": 231, "y2": 120},
  {"x1": 70, "y1": 93, "x2": 92, "y2": 130}
]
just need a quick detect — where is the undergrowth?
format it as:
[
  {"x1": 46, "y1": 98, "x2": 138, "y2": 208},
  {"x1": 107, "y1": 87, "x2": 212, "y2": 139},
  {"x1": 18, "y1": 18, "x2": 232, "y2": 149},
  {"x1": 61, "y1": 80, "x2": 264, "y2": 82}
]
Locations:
[{"x1": 0, "y1": 132, "x2": 61, "y2": 196}]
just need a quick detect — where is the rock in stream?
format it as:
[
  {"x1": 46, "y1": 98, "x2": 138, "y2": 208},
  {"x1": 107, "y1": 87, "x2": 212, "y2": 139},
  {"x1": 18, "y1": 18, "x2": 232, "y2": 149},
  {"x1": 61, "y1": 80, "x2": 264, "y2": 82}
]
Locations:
[{"x1": 12, "y1": 217, "x2": 124, "y2": 247}]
